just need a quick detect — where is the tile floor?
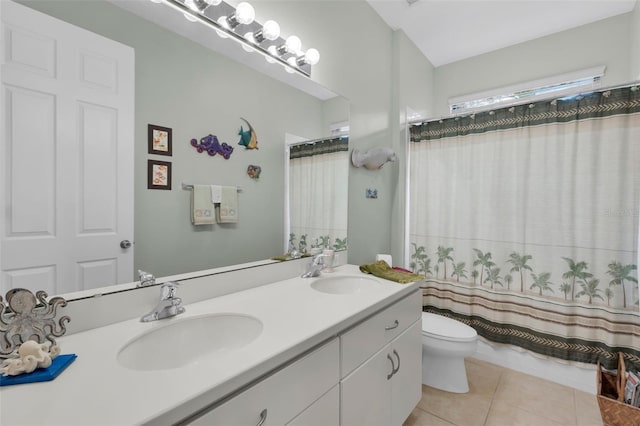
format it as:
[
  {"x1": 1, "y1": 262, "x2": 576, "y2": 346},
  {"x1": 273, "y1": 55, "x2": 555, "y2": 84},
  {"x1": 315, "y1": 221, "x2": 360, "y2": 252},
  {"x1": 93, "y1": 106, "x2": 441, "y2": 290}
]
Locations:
[{"x1": 403, "y1": 358, "x2": 604, "y2": 426}]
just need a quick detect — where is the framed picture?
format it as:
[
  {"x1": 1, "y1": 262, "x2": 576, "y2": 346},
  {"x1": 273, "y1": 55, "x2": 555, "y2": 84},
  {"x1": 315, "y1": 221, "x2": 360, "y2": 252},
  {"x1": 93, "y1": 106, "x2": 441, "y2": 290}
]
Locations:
[
  {"x1": 147, "y1": 159, "x2": 172, "y2": 190},
  {"x1": 148, "y1": 124, "x2": 172, "y2": 156}
]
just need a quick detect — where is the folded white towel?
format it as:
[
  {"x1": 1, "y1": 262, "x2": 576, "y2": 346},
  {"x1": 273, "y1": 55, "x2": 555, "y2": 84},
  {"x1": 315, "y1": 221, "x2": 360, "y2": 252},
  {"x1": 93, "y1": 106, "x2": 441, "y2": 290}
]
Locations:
[
  {"x1": 210, "y1": 185, "x2": 222, "y2": 203},
  {"x1": 215, "y1": 186, "x2": 238, "y2": 223},
  {"x1": 191, "y1": 185, "x2": 215, "y2": 225}
]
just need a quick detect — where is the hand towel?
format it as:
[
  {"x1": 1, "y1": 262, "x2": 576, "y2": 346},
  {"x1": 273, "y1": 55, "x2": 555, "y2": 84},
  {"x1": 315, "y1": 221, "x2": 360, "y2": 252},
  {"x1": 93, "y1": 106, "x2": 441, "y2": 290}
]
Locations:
[
  {"x1": 359, "y1": 260, "x2": 424, "y2": 284},
  {"x1": 215, "y1": 186, "x2": 238, "y2": 223},
  {"x1": 210, "y1": 185, "x2": 222, "y2": 203},
  {"x1": 191, "y1": 185, "x2": 215, "y2": 225}
]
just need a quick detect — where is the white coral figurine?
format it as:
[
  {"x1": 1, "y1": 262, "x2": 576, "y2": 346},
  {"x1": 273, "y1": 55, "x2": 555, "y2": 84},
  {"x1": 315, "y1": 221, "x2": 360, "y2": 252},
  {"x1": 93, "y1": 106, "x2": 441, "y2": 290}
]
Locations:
[
  {"x1": 0, "y1": 340, "x2": 60, "y2": 376},
  {"x1": 351, "y1": 147, "x2": 397, "y2": 170}
]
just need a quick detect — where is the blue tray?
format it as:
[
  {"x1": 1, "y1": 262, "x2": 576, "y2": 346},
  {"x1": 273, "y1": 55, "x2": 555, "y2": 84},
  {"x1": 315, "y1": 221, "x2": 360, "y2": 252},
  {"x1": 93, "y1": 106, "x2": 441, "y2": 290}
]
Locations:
[{"x1": 0, "y1": 354, "x2": 77, "y2": 386}]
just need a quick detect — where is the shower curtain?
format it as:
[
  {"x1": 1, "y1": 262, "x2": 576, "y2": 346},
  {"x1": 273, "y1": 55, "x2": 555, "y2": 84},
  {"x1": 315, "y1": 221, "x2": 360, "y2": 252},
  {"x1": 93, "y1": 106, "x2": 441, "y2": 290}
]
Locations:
[
  {"x1": 409, "y1": 85, "x2": 640, "y2": 369},
  {"x1": 288, "y1": 137, "x2": 348, "y2": 254}
]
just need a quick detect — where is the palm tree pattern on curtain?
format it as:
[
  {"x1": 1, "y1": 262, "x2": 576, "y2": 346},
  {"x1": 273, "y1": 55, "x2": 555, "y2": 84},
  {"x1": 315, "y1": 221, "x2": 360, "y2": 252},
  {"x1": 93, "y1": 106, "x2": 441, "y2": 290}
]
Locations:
[
  {"x1": 411, "y1": 245, "x2": 637, "y2": 306},
  {"x1": 409, "y1": 85, "x2": 640, "y2": 370}
]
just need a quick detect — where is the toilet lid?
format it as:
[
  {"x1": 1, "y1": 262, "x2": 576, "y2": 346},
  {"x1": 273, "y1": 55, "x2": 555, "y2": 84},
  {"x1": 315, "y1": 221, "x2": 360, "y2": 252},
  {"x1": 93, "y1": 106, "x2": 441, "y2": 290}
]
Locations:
[{"x1": 422, "y1": 312, "x2": 477, "y2": 342}]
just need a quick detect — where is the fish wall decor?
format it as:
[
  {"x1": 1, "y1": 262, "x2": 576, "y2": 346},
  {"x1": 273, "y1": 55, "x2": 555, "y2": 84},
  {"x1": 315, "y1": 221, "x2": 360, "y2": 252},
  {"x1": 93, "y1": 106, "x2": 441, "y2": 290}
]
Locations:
[
  {"x1": 237, "y1": 117, "x2": 259, "y2": 150},
  {"x1": 247, "y1": 165, "x2": 262, "y2": 180},
  {"x1": 351, "y1": 147, "x2": 397, "y2": 170}
]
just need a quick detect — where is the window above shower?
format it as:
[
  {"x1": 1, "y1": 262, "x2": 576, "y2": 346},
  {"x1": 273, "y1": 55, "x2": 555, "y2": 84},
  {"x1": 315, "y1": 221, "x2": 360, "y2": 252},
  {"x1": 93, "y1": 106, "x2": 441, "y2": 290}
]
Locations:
[{"x1": 449, "y1": 65, "x2": 606, "y2": 114}]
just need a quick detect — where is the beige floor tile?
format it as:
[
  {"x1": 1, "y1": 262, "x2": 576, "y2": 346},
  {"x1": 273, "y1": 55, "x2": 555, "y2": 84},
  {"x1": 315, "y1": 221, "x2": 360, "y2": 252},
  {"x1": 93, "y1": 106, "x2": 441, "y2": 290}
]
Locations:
[
  {"x1": 411, "y1": 360, "x2": 604, "y2": 426},
  {"x1": 466, "y1": 358, "x2": 506, "y2": 378},
  {"x1": 574, "y1": 390, "x2": 604, "y2": 426},
  {"x1": 493, "y1": 368, "x2": 577, "y2": 426},
  {"x1": 485, "y1": 399, "x2": 569, "y2": 426},
  {"x1": 417, "y1": 385, "x2": 492, "y2": 426},
  {"x1": 465, "y1": 359, "x2": 503, "y2": 397},
  {"x1": 403, "y1": 407, "x2": 455, "y2": 426}
]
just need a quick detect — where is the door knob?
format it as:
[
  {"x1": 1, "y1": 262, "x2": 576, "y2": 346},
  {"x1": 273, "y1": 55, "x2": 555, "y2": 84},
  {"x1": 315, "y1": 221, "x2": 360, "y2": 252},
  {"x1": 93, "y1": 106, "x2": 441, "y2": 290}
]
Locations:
[{"x1": 120, "y1": 240, "x2": 132, "y2": 249}]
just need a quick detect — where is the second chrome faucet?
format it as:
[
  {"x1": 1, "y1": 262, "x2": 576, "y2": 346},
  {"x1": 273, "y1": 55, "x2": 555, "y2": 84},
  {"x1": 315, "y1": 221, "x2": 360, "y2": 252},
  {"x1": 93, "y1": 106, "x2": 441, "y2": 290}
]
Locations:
[
  {"x1": 301, "y1": 253, "x2": 328, "y2": 278},
  {"x1": 141, "y1": 282, "x2": 185, "y2": 322}
]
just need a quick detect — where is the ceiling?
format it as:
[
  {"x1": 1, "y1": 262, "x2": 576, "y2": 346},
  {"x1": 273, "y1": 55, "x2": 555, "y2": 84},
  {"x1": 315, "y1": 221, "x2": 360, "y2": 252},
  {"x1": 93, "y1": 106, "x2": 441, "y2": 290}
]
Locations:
[{"x1": 366, "y1": 0, "x2": 637, "y2": 67}]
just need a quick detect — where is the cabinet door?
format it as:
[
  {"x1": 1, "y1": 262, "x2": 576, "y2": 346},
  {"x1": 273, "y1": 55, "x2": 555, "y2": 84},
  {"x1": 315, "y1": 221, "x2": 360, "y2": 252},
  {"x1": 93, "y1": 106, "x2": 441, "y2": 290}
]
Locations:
[
  {"x1": 390, "y1": 320, "x2": 423, "y2": 426},
  {"x1": 286, "y1": 385, "x2": 339, "y2": 426},
  {"x1": 340, "y1": 345, "x2": 393, "y2": 426},
  {"x1": 189, "y1": 339, "x2": 339, "y2": 425},
  {"x1": 341, "y1": 290, "x2": 421, "y2": 377}
]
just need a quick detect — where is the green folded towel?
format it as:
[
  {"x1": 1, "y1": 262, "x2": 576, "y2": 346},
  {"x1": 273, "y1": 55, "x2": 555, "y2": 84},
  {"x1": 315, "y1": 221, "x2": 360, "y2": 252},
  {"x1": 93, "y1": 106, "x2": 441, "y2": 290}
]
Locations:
[
  {"x1": 359, "y1": 260, "x2": 424, "y2": 284},
  {"x1": 271, "y1": 253, "x2": 312, "y2": 262},
  {"x1": 271, "y1": 255, "x2": 290, "y2": 262}
]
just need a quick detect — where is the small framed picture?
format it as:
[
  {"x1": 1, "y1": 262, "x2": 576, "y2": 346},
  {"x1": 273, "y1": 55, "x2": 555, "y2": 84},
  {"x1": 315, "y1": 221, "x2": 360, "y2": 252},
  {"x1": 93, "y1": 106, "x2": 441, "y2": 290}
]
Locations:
[
  {"x1": 147, "y1": 159, "x2": 172, "y2": 190},
  {"x1": 148, "y1": 124, "x2": 172, "y2": 156}
]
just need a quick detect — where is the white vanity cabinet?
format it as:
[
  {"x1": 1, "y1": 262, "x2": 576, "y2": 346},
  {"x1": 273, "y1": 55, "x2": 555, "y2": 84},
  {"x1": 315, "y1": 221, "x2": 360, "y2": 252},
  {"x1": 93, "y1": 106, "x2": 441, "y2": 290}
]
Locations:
[
  {"x1": 340, "y1": 291, "x2": 422, "y2": 426},
  {"x1": 186, "y1": 338, "x2": 339, "y2": 425},
  {"x1": 286, "y1": 385, "x2": 340, "y2": 426}
]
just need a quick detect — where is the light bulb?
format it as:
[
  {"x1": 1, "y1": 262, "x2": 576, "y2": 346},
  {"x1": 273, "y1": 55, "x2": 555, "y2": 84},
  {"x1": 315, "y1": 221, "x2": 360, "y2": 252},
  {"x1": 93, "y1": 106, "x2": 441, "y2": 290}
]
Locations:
[
  {"x1": 304, "y1": 48, "x2": 320, "y2": 65},
  {"x1": 285, "y1": 35, "x2": 302, "y2": 54},
  {"x1": 266, "y1": 45, "x2": 278, "y2": 63},
  {"x1": 262, "y1": 20, "x2": 280, "y2": 41},
  {"x1": 242, "y1": 32, "x2": 256, "y2": 52},
  {"x1": 184, "y1": 0, "x2": 204, "y2": 12},
  {"x1": 183, "y1": 12, "x2": 198, "y2": 22},
  {"x1": 235, "y1": 2, "x2": 255, "y2": 25},
  {"x1": 286, "y1": 56, "x2": 298, "y2": 72},
  {"x1": 205, "y1": 0, "x2": 221, "y2": 4},
  {"x1": 216, "y1": 16, "x2": 230, "y2": 38}
]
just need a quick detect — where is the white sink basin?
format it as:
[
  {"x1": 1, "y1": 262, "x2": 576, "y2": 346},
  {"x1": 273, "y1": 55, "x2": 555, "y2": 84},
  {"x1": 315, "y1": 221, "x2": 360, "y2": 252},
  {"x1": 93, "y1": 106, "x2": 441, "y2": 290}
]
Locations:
[
  {"x1": 310, "y1": 276, "x2": 382, "y2": 295},
  {"x1": 117, "y1": 314, "x2": 263, "y2": 371}
]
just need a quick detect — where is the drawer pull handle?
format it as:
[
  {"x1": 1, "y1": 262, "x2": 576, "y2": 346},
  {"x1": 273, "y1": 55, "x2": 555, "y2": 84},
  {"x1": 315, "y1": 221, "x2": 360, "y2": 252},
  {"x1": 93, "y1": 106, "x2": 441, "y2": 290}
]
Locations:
[
  {"x1": 256, "y1": 409, "x2": 268, "y2": 426},
  {"x1": 392, "y1": 349, "x2": 401, "y2": 375},
  {"x1": 386, "y1": 354, "x2": 395, "y2": 380},
  {"x1": 385, "y1": 320, "x2": 399, "y2": 331}
]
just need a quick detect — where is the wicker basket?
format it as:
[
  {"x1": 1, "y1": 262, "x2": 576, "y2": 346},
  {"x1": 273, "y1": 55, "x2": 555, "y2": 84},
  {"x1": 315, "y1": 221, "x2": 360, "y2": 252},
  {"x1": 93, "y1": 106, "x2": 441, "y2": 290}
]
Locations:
[{"x1": 597, "y1": 353, "x2": 640, "y2": 426}]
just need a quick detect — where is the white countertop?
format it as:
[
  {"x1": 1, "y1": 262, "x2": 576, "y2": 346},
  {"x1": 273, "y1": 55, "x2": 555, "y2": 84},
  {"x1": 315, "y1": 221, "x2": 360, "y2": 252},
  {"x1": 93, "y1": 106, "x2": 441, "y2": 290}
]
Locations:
[{"x1": 0, "y1": 265, "x2": 421, "y2": 426}]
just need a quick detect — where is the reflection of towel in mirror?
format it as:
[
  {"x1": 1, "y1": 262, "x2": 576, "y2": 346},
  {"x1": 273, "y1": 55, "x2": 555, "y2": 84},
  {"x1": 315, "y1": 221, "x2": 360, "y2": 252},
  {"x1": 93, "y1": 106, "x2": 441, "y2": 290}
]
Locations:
[
  {"x1": 191, "y1": 185, "x2": 215, "y2": 225},
  {"x1": 215, "y1": 186, "x2": 238, "y2": 223}
]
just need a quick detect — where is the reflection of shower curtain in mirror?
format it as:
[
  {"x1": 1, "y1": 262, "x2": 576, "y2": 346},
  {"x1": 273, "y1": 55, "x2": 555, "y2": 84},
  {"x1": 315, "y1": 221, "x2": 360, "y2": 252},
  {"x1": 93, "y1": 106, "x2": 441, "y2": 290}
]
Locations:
[
  {"x1": 289, "y1": 137, "x2": 349, "y2": 254},
  {"x1": 409, "y1": 86, "x2": 640, "y2": 370}
]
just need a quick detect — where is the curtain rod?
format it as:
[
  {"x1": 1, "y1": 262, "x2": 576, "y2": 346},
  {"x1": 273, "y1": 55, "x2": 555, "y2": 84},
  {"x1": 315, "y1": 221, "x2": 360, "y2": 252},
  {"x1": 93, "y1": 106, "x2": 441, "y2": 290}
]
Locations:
[
  {"x1": 409, "y1": 80, "x2": 640, "y2": 126},
  {"x1": 288, "y1": 135, "x2": 348, "y2": 147}
]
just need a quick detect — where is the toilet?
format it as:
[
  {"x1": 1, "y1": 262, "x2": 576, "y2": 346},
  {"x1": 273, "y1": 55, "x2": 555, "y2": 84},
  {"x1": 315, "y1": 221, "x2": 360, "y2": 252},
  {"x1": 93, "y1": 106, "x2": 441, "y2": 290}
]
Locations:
[{"x1": 421, "y1": 312, "x2": 478, "y2": 393}]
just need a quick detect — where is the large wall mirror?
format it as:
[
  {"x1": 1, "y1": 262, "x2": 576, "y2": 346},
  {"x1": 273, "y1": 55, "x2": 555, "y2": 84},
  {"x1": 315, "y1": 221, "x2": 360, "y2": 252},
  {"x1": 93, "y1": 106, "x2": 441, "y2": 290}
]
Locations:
[{"x1": 1, "y1": 0, "x2": 349, "y2": 300}]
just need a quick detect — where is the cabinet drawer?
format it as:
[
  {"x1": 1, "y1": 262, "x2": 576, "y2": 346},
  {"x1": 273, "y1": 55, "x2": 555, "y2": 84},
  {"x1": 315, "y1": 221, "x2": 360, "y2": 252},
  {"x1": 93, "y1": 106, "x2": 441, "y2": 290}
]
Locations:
[
  {"x1": 341, "y1": 290, "x2": 421, "y2": 377},
  {"x1": 286, "y1": 385, "x2": 339, "y2": 426},
  {"x1": 189, "y1": 338, "x2": 339, "y2": 425}
]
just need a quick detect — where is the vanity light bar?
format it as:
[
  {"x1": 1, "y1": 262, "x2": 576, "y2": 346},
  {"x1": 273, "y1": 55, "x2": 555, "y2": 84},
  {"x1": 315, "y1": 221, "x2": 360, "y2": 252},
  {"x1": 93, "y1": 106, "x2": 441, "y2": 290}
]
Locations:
[{"x1": 157, "y1": 0, "x2": 316, "y2": 77}]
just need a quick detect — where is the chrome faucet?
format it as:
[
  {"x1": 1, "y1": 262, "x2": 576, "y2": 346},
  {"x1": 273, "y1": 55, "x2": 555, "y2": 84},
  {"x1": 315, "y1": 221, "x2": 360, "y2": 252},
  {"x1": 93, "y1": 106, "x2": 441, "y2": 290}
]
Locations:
[
  {"x1": 141, "y1": 282, "x2": 185, "y2": 322},
  {"x1": 137, "y1": 270, "x2": 155, "y2": 288},
  {"x1": 301, "y1": 253, "x2": 328, "y2": 278}
]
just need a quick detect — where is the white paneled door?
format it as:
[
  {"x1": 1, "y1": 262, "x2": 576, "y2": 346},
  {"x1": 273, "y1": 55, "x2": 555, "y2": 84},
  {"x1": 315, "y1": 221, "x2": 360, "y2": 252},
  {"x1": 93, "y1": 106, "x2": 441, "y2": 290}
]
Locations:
[{"x1": 1, "y1": 1, "x2": 134, "y2": 295}]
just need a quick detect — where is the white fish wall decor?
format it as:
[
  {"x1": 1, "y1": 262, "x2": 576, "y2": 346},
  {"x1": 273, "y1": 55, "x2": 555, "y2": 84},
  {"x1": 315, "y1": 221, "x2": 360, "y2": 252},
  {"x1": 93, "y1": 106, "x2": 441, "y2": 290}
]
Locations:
[{"x1": 351, "y1": 147, "x2": 397, "y2": 170}]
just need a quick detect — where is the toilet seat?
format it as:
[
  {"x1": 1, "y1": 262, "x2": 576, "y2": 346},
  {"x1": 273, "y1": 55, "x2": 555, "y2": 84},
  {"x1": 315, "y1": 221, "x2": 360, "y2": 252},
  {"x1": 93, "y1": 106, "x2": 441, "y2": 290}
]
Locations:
[{"x1": 422, "y1": 312, "x2": 477, "y2": 343}]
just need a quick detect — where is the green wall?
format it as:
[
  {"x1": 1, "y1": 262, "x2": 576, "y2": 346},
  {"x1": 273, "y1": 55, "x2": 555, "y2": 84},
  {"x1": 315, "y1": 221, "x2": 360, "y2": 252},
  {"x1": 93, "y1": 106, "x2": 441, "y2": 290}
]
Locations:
[
  {"x1": 632, "y1": 1, "x2": 640, "y2": 80},
  {"x1": 390, "y1": 31, "x2": 435, "y2": 266}
]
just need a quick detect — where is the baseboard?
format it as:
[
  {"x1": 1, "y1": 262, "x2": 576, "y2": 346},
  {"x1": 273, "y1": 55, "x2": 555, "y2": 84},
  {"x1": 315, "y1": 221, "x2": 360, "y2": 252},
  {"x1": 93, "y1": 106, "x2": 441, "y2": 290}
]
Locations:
[{"x1": 472, "y1": 339, "x2": 597, "y2": 394}]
